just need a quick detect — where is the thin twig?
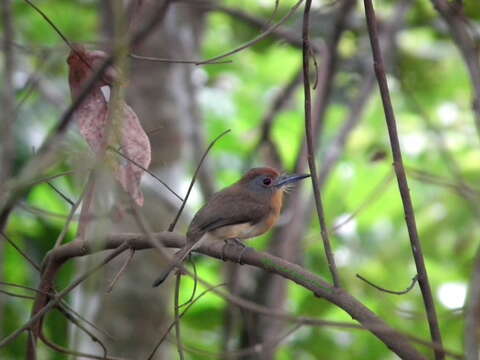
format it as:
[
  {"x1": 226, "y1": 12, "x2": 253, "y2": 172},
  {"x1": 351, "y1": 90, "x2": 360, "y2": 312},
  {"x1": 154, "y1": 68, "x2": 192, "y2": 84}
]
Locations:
[
  {"x1": 22, "y1": 0, "x2": 95, "y2": 75},
  {"x1": 28, "y1": 171, "x2": 75, "y2": 187},
  {"x1": 197, "y1": 0, "x2": 304, "y2": 64},
  {"x1": 357, "y1": 274, "x2": 418, "y2": 295},
  {"x1": 47, "y1": 182, "x2": 75, "y2": 206},
  {"x1": 0, "y1": 271, "x2": 114, "y2": 340},
  {"x1": 168, "y1": 129, "x2": 230, "y2": 231},
  {"x1": 164, "y1": 129, "x2": 230, "y2": 359},
  {"x1": 174, "y1": 273, "x2": 185, "y2": 360},
  {"x1": 199, "y1": 0, "x2": 323, "y2": 52},
  {"x1": 178, "y1": 258, "x2": 198, "y2": 308},
  {"x1": 363, "y1": 0, "x2": 445, "y2": 358},
  {"x1": 106, "y1": 248, "x2": 135, "y2": 292},
  {"x1": 39, "y1": 331, "x2": 122, "y2": 360},
  {"x1": 53, "y1": 180, "x2": 88, "y2": 248},
  {"x1": 330, "y1": 172, "x2": 393, "y2": 233},
  {"x1": 54, "y1": 306, "x2": 110, "y2": 358},
  {"x1": 76, "y1": 171, "x2": 96, "y2": 243},
  {"x1": 129, "y1": 53, "x2": 231, "y2": 65},
  {"x1": 175, "y1": 323, "x2": 302, "y2": 359},
  {"x1": 255, "y1": 67, "x2": 303, "y2": 148},
  {"x1": 18, "y1": 243, "x2": 129, "y2": 355},
  {"x1": 0, "y1": 232, "x2": 41, "y2": 271},
  {"x1": 23, "y1": 0, "x2": 73, "y2": 48},
  {"x1": 0, "y1": 289, "x2": 35, "y2": 300},
  {"x1": 302, "y1": 0, "x2": 340, "y2": 287},
  {"x1": 147, "y1": 283, "x2": 227, "y2": 360},
  {"x1": 108, "y1": 146, "x2": 183, "y2": 201}
]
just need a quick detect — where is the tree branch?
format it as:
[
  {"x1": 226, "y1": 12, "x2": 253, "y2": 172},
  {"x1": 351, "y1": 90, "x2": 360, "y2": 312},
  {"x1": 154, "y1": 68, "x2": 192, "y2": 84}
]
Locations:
[
  {"x1": 20, "y1": 232, "x2": 429, "y2": 360},
  {"x1": 363, "y1": 0, "x2": 445, "y2": 358},
  {"x1": 302, "y1": 0, "x2": 340, "y2": 287}
]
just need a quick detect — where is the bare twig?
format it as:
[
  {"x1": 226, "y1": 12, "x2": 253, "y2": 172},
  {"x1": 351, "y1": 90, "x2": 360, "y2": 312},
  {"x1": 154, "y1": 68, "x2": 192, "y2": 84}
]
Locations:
[
  {"x1": 255, "y1": 67, "x2": 303, "y2": 149},
  {"x1": 302, "y1": 0, "x2": 340, "y2": 287},
  {"x1": 164, "y1": 129, "x2": 230, "y2": 358},
  {"x1": 197, "y1": 0, "x2": 304, "y2": 64},
  {"x1": 129, "y1": 53, "x2": 231, "y2": 65},
  {"x1": 147, "y1": 283, "x2": 227, "y2": 360},
  {"x1": 0, "y1": 273, "x2": 113, "y2": 341},
  {"x1": 106, "y1": 248, "x2": 135, "y2": 292},
  {"x1": 0, "y1": 289, "x2": 35, "y2": 300},
  {"x1": 363, "y1": 0, "x2": 444, "y2": 358},
  {"x1": 53, "y1": 181, "x2": 88, "y2": 248},
  {"x1": 357, "y1": 274, "x2": 418, "y2": 295},
  {"x1": 178, "y1": 323, "x2": 302, "y2": 359},
  {"x1": 178, "y1": 257, "x2": 198, "y2": 308},
  {"x1": 200, "y1": 1, "x2": 322, "y2": 52},
  {"x1": 28, "y1": 171, "x2": 75, "y2": 188},
  {"x1": 399, "y1": 77, "x2": 480, "y2": 217},
  {"x1": 294, "y1": 0, "x2": 356, "y2": 171},
  {"x1": 23, "y1": 0, "x2": 73, "y2": 49},
  {"x1": 168, "y1": 129, "x2": 230, "y2": 231},
  {"x1": 21, "y1": 242, "x2": 129, "y2": 358},
  {"x1": 47, "y1": 182, "x2": 74, "y2": 206},
  {"x1": 174, "y1": 273, "x2": 185, "y2": 360},
  {"x1": 408, "y1": 167, "x2": 480, "y2": 199},
  {"x1": 0, "y1": 232, "x2": 41, "y2": 271},
  {"x1": 76, "y1": 171, "x2": 96, "y2": 243},
  {"x1": 4, "y1": 244, "x2": 128, "y2": 349},
  {"x1": 39, "y1": 331, "x2": 122, "y2": 360},
  {"x1": 108, "y1": 146, "x2": 183, "y2": 201},
  {"x1": 54, "y1": 306, "x2": 110, "y2": 358},
  {"x1": 330, "y1": 172, "x2": 394, "y2": 233}
]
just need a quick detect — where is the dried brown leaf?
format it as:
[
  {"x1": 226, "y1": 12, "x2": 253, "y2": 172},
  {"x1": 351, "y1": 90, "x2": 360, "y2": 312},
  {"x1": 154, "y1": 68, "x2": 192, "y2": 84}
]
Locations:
[{"x1": 67, "y1": 45, "x2": 151, "y2": 205}]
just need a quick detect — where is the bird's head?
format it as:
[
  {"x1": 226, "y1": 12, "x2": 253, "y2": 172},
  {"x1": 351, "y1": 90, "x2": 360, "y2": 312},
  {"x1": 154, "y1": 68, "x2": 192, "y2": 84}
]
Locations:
[{"x1": 240, "y1": 167, "x2": 310, "y2": 194}]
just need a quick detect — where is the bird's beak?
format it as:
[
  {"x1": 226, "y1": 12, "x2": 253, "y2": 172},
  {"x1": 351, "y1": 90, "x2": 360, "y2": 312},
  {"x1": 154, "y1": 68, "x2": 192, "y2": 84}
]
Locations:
[{"x1": 274, "y1": 173, "x2": 310, "y2": 187}]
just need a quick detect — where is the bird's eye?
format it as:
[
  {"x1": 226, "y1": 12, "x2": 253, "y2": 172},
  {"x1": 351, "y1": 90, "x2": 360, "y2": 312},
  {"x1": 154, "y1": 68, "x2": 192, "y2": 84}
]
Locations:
[{"x1": 263, "y1": 178, "x2": 272, "y2": 186}]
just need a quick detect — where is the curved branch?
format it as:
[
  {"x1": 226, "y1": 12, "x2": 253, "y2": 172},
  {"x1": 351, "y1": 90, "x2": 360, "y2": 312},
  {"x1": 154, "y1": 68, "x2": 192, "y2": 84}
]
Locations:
[
  {"x1": 21, "y1": 232, "x2": 428, "y2": 360},
  {"x1": 357, "y1": 274, "x2": 418, "y2": 295}
]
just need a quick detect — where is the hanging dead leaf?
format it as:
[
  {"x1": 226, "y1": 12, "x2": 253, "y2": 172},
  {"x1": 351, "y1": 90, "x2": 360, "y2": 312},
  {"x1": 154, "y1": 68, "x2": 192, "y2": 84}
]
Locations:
[{"x1": 67, "y1": 45, "x2": 151, "y2": 205}]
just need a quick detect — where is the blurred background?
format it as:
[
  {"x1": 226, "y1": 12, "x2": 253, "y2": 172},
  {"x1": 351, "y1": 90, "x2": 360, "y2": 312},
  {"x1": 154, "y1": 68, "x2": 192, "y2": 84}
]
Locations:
[{"x1": 1, "y1": 0, "x2": 480, "y2": 359}]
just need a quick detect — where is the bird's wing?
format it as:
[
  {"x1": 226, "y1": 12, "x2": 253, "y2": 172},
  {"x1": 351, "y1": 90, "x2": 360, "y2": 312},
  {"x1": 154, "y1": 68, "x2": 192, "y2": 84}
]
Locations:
[{"x1": 187, "y1": 190, "x2": 269, "y2": 236}]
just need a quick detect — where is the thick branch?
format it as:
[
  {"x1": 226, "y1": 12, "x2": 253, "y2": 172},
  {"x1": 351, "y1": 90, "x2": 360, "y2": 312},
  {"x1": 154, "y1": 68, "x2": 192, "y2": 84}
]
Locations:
[{"x1": 23, "y1": 232, "x2": 427, "y2": 360}]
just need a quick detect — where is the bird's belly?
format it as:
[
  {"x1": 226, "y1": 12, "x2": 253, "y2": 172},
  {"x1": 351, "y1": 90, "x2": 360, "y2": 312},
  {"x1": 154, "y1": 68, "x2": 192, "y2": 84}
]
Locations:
[{"x1": 210, "y1": 213, "x2": 277, "y2": 241}]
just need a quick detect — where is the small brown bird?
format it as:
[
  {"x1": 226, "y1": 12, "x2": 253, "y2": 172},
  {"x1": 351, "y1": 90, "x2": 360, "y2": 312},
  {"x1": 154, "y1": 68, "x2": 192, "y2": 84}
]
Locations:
[{"x1": 152, "y1": 167, "x2": 310, "y2": 286}]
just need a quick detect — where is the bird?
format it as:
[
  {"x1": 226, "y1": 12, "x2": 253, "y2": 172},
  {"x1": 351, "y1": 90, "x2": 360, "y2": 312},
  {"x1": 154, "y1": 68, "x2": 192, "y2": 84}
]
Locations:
[{"x1": 152, "y1": 167, "x2": 310, "y2": 287}]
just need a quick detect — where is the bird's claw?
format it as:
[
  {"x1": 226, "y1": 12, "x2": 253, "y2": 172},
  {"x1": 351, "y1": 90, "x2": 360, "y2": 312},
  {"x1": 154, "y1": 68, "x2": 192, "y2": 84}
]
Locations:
[
  {"x1": 221, "y1": 239, "x2": 229, "y2": 261},
  {"x1": 221, "y1": 238, "x2": 248, "y2": 264}
]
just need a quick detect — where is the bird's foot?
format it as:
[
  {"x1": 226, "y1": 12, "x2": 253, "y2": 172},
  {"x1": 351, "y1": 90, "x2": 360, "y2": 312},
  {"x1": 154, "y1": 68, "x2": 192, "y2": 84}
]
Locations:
[{"x1": 221, "y1": 238, "x2": 248, "y2": 264}]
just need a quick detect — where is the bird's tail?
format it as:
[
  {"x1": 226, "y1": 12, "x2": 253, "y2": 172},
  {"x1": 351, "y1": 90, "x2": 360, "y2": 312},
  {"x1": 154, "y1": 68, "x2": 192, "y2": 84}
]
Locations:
[{"x1": 152, "y1": 242, "x2": 197, "y2": 287}]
